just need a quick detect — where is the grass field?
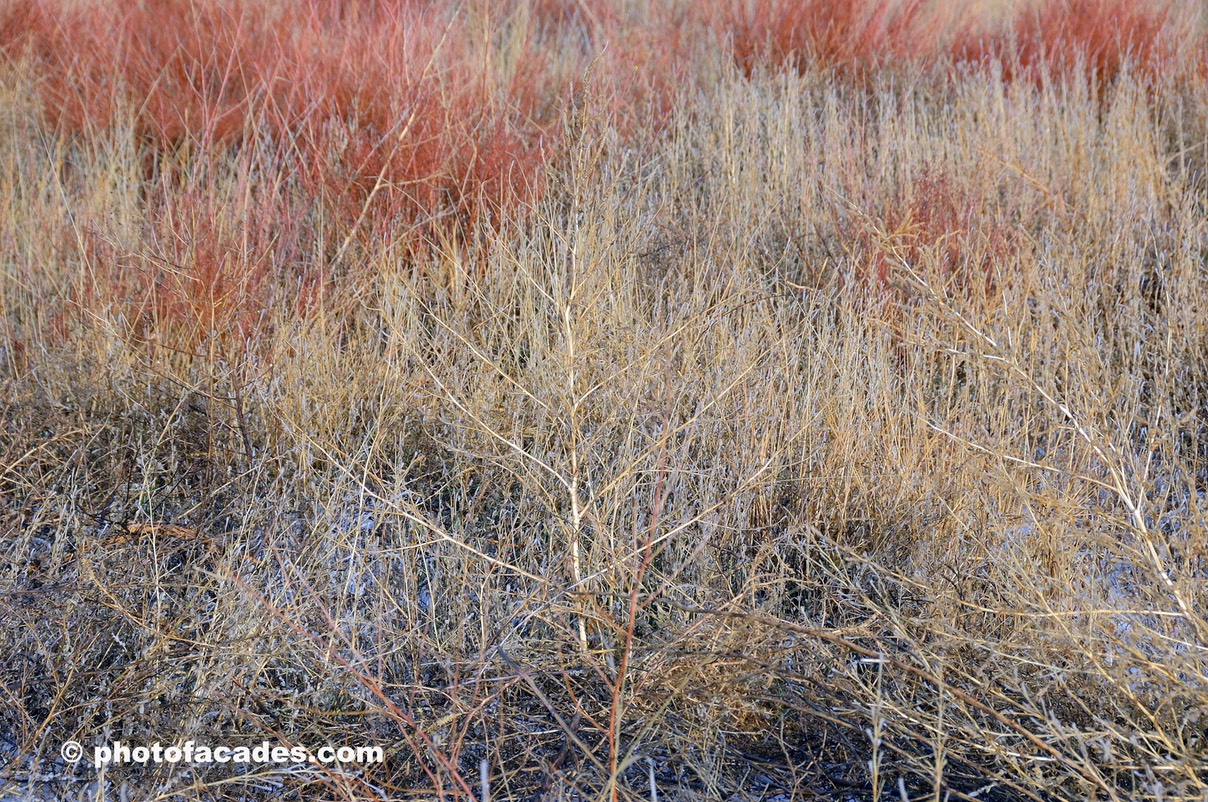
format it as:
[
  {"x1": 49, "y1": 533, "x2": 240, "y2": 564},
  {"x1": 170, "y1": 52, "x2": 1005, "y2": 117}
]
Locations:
[{"x1": 2, "y1": 0, "x2": 1208, "y2": 799}]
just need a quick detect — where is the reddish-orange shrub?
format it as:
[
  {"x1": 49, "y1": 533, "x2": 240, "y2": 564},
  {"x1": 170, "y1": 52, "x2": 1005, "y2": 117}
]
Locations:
[
  {"x1": 491, "y1": 0, "x2": 688, "y2": 139},
  {"x1": 267, "y1": 3, "x2": 549, "y2": 236},
  {"x1": 0, "y1": 0, "x2": 553, "y2": 237},
  {"x1": 862, "y1": 171, "x2": 1015, "y2": 306},
  {"x1": 82, "y1": 226, "x2": 231, "y2": 350},
  {"x1": 76, "y1": 168, "x2": 316, "y2": 352},
  {"x1": 526, "y1": 0, "x2": 621, "y2": 35},
  {"x1": 954, "y1": 0, "x2": 1177, "y2": 86},
  {"x1": 716, "y1": 0, "x2": 932, "y2": 78},
  {"x1": 0, "y1": 0, "x2": 44, "y2": 56},
  {"x1": 10, "y1": 0, "x2": 262, "y2": 147},
  {"x1": 608, "y1": 5, "x2": 694, "y2": 134}
]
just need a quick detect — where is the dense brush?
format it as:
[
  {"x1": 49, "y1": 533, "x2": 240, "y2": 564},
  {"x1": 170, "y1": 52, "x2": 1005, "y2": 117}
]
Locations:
[{"x1": 1, "y1": 1, "x2": 1207, "y2": 800}]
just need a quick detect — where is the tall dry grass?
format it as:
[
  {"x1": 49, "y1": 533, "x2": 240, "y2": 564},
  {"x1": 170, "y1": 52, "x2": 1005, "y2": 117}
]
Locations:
[{"x1": 2, "y1": 0, "x2": 1208, "y2": 800}]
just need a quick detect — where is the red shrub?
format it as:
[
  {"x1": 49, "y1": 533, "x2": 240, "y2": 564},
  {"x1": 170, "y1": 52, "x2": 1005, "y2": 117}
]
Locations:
[
  {"x1": 77, "y1": 168, "x2": 316, "y2": 352},
  {"x1": 523, "y1": 0, "x2": 696, "y2": 138},
  {"x1": 125, "y1": 0, "x2": 260, "y2": 147},
  {"x1": 47, "y1": 126, "x2": 324, "y2": 351},
  {"x1": 863, "y1": 171, "x2": 1015, "y2": 306},
  {"x1": 15, "y1": 0, "x2": 262, "y2": 148},
  {"x1": 264, "y1": 3, "x2": 549, "y2": 238},
  {"x1": 717, "y1": 0, "x2": 932, "y2": 78},
  {"x1": 609, "y1": 5, "x2": 694, "y2": 133},
  {"x1": 954, "y1": 0, "x2": 1176, "y2": 86},
  {"x1": 2, "y1": 0, "x2": 554, "y2": 248},
  {"x1": 525, "y1": 0, "x2": 620, "y2": 35},
  {"x1": 0, "y1": 0, "x2": 44, "y2": 56}
]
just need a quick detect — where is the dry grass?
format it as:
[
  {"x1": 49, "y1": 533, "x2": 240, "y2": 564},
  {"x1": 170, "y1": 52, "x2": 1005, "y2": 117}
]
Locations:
[{"x1": 2, "y1": 0, "x2": 1208, "y2": 800}]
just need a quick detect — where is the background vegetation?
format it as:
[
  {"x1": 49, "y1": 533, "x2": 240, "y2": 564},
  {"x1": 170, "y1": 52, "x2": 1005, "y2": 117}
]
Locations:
[{"x1": 2, "y1": 0, "x2": 1207, "y2": 799}]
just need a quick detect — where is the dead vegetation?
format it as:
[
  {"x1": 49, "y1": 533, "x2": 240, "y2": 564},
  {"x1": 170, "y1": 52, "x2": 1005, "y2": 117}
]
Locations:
[{"x1": 1, "y1": 0, "x2": 1207, "y2": 800}]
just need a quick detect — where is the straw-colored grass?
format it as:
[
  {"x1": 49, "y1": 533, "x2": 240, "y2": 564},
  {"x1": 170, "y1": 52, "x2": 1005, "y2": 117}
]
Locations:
[{"x1": 2, "y1": 1, "x2": 1207, "y2": 799}]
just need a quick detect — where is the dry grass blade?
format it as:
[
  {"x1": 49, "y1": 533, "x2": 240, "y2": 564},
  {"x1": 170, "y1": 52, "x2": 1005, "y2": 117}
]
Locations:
[{"x1": 2, "y1": 1, "x2": 1207, "y2": 800}]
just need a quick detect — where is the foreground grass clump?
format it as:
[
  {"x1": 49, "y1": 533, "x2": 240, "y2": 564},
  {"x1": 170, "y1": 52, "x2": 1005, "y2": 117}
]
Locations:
[{"x1": 2, "y1": 1, "x2": 1208, "y2": 800}]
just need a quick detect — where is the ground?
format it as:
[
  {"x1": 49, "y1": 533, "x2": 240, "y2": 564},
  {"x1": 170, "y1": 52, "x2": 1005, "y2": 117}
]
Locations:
[{"x1": 1, "y1": 1, "x2": 1207, "y2": 800}]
